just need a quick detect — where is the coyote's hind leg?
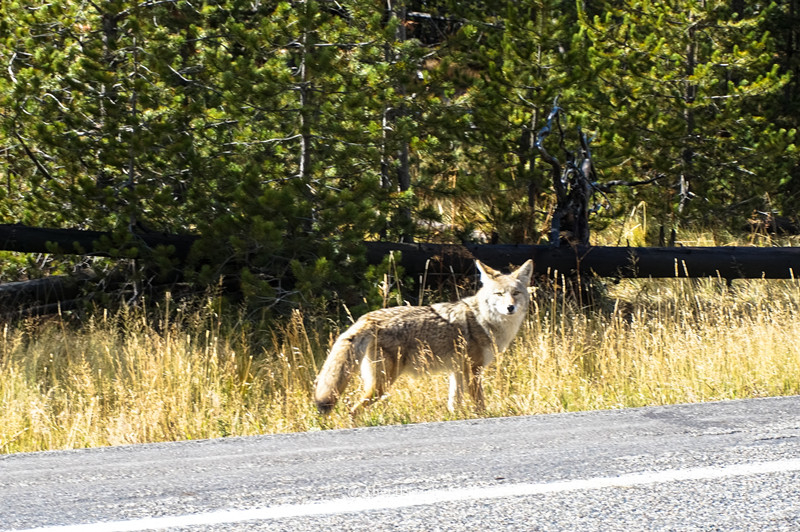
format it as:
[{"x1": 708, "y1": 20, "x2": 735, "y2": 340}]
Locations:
[
  {"x1": 467, "y1": 363, "x2": 486, "y2": 413},
  {"x1": 350, "y1": 348, "x2": 399, "y2": 418}
]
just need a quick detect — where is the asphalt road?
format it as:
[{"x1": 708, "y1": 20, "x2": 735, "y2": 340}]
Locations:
[{"x1": 2, "y1": 396, "x2": 800, "y2": 531}]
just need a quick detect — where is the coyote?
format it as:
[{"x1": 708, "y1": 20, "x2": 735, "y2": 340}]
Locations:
[{"x1": 314, "y1": 259, "x2": 534, "y2": 416}]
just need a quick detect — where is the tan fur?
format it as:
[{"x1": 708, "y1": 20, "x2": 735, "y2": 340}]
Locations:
[{"x1": 314, "y1": 259, "x2": 534, "y2": 416}]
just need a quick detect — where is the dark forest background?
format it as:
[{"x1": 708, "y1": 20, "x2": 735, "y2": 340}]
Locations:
[{"x1": 1, "y1": 1, "x2": 798, "y2": 307}]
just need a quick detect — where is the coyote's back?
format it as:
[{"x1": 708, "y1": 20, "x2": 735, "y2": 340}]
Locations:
[{"x1": 314, "y1": 259, "x2": 533, "y2": 415}]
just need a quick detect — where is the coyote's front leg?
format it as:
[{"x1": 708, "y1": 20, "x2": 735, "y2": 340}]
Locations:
[
  {"x1": 447, "y1": 372, "x2": 463, "y2": 413},
  {"x1": 447, "y1": 364, "x2": 486, "y2": 413}
]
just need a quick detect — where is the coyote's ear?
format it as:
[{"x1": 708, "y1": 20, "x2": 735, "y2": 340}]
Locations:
[
  {"x1": 511, "y1": 259, "x2": 534, "y2": 285},
  {"x1": 475, "y1": 260, "x2": 501, "y2": 283}
]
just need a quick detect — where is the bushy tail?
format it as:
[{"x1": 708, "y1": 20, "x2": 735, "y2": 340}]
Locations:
[{"x1": 314, "y1": 325, "x2": 371, "y2": 414}]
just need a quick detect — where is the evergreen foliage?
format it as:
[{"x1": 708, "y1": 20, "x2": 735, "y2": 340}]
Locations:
[
  {"x1": 578, "y1": 1, "x2": 795, "y2": 230},
  {"x1": 0, "y1": 1, "x2": 797, "y2": 305}
]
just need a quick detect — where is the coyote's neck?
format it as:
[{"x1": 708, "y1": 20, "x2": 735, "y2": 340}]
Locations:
[{"x1": 464, "y1": 295, "x2": 526, "y2": 354}]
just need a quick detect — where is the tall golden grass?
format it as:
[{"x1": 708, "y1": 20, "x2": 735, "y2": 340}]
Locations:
[{"x1": 2, "y1": 270, "x2": 800, "y2": 454}]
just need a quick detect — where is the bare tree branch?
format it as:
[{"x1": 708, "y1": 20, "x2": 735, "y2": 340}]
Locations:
[
  {"x1": 13, "y1": 130, "x2": 53, "y2": 182},
  {"x1": 535, "y1": 98, "x2": 565, "y2": 203},
  {"x1": 592, "y1": 174, "x2": 662, "y2": 193}
]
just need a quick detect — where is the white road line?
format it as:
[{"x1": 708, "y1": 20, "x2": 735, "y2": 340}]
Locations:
[{"x1": 9, "y1": 458, "x2": 800, "y2": 532}]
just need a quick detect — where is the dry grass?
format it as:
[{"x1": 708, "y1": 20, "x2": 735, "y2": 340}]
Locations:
[
  {"x1": 2, "y1": 270, "x2": 800, "y2": 454},
  {"x1": 0, "y1": 299, "x2": 327, "y2": 453}
]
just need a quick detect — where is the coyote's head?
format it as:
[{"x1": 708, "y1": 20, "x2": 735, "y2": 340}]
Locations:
[{"x1": 476, "y1": 259, "x2": 534, "y2": 317}]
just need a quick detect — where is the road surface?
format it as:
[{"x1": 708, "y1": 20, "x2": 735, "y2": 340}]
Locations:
[{"x1": 2, "y1": 396, "x2": 800, "y2": 531}]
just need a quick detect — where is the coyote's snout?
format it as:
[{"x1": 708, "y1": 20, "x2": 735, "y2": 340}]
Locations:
[{"x1": 314, "y1": 259, "x2": 534, "y2": 416}]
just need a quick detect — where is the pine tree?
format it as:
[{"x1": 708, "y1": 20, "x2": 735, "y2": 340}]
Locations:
[
  {"x1": 764, "y1": 0, "x2": 800, "y2": 218},
  {"x1": 0, "y1": 1, "x2": 389, "y2": 303},
  {"x1": 578, "y1": 1, "x2": 796, "y2": 230},
  {"x1": 399, "y1": 0, "x2": 586, "y2": 244},
  {"x1": 171, "y1": 1, "x2": 390, "y2": 305}
]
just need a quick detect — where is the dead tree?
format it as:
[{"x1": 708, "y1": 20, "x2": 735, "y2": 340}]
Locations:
[
  {"x1": 534, "y1": 101, "x2": 662, "y2": 248},
  {"x1": 535, "y1": 101, "x2": 596, "y2": 247}
]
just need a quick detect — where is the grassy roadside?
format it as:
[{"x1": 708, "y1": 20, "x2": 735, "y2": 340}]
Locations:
[{"x1": 2, "y1": 272, "x2": 799, "y2": 454}]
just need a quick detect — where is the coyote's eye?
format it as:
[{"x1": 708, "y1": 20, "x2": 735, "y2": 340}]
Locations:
[
  {"x1": 512, "y1": 290, "x2": 521, "y2": 296},
  {"x1": 494, "y1": 291, "x2": 504, "y2": 296}
]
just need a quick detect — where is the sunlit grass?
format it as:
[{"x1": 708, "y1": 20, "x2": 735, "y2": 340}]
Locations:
[
  {"x1": 0, "y1": 299, "x2": 328, "y2": 453},
  {"x1": 2, "y1": 270, "x2": 800, "y2": 454}
]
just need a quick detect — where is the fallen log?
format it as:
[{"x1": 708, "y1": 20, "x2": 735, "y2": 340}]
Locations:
[
  {"x1": 1, "y1": 224, "x2": 800, "y2": 280},
  {"x1": 0, "y1": 224, "x2": 197, "y2": 260},
  {"x1": 0, "y1": 276, "x2": 79, "y2": 305},
  {"x1": 365, "y1": 242, "x2": 800, "y2": 280}
]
